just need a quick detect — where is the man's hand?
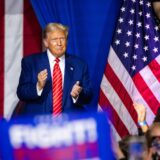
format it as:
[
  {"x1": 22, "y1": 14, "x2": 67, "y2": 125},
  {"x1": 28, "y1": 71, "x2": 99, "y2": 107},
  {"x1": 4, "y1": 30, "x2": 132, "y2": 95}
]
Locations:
[
  {"x1": 70, "y1": 81, "x2": 82, "y2": 99},
  {"x1": 133, "y1": 103, "x2": 146, "y2": 123},
  {"x1": 133, "y1": 103, "x2": 148, "y2": 133},
  {"x1": 37, "y1": 69, "x2": 48, "y2": 90}
]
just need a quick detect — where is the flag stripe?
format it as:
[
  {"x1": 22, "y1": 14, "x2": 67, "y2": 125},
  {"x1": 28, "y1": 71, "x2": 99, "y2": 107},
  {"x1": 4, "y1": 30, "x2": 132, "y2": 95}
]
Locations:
[
  {"x1": 100, "y1": 75, "x2": 138, "y2": 135},
  {"x1": 0, "y1": 0, "x2": 4, "y2": 117},
  {"x1": 156, "y1": 55, "x2": 160, "y2": 65},
  {"x1": 108, "y1": 47, "x2": 155, "y2": 125},
  {"x1": 23, "y1": 0, "x2": 42, "y2": 57},
  {"x1": 139, "y1": 64, "x2": 160, "y2": 103},
  {"x1": 99, "y1": 89, "x2": 130, "y2": 138},
  {"x1": 133, "y1": 73, "x2": 159, "y2": 114},
  {"x1": 108, "y1": 120, "x2": 121, "y2": 142},
  {"x1": 104, "y1": 63, "x2": 137, "y2": 123},
  {"x1": 4, "y1": 0, "x2": 23, "y2": 118},
  {"x1": 1, "y1": 0, "x2": 42, "y2": 119},
  {"x1": 148, "y1": 58, "x2": 160, "y2": 83}
]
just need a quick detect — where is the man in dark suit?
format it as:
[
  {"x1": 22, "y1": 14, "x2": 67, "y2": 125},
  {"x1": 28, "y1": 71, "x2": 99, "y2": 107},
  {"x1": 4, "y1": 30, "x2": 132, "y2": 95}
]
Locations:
[{"x1": 17, "y1": 23, "x2": 93, "y2": 116}]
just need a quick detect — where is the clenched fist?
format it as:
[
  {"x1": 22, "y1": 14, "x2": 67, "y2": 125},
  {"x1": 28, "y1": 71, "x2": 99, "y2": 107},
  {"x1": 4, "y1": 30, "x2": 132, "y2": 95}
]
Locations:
[
  {"x1": 37, "y1": 69, "x2": 48, "y2": 90},
  {"x1": 70, "y1": 81, "x2": 82, "y2": 99}
]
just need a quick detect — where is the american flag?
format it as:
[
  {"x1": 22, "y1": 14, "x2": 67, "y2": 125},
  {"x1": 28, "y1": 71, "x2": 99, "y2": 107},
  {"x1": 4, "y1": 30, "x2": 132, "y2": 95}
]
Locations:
[
  {"x1": 0, "y1": 0, "x2": 42, "y2": 119},
  {"x1": 99, "y1": 0, "x2": 160, "y2": 140}
]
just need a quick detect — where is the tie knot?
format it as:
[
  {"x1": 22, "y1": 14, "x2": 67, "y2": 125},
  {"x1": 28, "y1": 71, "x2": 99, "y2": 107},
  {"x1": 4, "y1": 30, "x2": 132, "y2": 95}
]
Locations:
[{"x1": 55, "y1": 58, "x2": 60, "y2": 63}]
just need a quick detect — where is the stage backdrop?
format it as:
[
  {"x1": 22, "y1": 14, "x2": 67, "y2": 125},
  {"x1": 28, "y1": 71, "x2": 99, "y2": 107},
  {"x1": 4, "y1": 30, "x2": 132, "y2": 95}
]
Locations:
[
  {"x1": 30, "y1": 0, "x2": 122, "y2": 111},
  {"x1": 31, "y1": 0, "x2": 160, "y2": 140},
  {"x1": 0, "y1": 0, "x2": 122, "y2": 119},
  {"x1": 2, "y1": 0, "x2": 159, "y2": 141}
]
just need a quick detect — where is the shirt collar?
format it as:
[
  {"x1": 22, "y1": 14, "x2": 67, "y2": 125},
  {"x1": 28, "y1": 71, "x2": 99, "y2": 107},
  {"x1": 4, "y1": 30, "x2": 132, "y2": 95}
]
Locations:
[{"x1": 47, "y1": 49, "x2": 65, "y2": 63}]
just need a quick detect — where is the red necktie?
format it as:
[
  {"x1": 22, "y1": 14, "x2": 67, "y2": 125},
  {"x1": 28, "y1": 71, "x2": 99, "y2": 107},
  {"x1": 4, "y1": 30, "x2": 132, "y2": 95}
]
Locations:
[{"x1": 52, "y1": 58, "x2": 63, "y2": 115}]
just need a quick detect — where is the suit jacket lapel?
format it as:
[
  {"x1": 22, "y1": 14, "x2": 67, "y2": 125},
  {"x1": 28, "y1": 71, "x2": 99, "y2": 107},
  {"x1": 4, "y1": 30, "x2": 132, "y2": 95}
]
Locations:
[
  {"x1": 40, "y1": 52, "x2": 52, "y2": 100},
  {"x1": 40, "y1": 52, "x2": 51, "y2": 80},
  {"x1": 62, "y1": 55, "x2": 74, "y2": 107}
]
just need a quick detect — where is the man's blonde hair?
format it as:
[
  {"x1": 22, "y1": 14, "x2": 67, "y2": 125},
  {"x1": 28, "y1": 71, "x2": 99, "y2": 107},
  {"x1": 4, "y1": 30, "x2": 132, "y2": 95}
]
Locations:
[{"x1": 43, "y1": 23, "x2": 69, "y2": 39}]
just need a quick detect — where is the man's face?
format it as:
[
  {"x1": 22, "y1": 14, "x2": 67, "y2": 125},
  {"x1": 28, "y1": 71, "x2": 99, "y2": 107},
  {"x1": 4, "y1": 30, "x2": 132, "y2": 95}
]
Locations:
[{"x1": 44, "y1": 29, "x2": 67, "y2": 57}]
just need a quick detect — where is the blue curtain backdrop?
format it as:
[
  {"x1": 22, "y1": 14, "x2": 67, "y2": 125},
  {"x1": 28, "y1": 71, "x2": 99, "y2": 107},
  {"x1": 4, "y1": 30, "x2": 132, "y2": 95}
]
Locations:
[{"x1": 30, "y1": 0, "x2": 122, "y2": 111}]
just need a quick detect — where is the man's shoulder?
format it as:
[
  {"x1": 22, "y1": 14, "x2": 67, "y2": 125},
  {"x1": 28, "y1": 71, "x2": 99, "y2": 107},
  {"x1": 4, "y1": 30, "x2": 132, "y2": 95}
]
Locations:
[
  {"x1": 66, "y1": 53, "x2": 86, "y2": 65},
  {"x1": 23, "y1": 51, "x2": 47, "y2": 61}
]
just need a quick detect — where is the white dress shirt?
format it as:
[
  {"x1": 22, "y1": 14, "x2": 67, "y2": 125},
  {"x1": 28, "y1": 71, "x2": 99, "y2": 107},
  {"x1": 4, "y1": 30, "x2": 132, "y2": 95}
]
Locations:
[
  {"x1": 47, "y1": 49, "x2": 65, "y2": 86},
  {"x1": 37, "y1": 50, "x2": 77, "y2": 103},
  {"x1": 37, "y1": 49, "x2": 65, "y2": 95}
]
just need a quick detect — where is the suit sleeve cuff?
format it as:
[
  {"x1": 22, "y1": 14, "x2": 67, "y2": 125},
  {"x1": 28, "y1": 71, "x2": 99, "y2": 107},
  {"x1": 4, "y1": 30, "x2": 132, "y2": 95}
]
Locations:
[
  {"x1": 72, "y1": 96, "x2": 79, "y2": 103},
  {"x1": 36, "y1": 83, "x2": 43, "y2": 96}
]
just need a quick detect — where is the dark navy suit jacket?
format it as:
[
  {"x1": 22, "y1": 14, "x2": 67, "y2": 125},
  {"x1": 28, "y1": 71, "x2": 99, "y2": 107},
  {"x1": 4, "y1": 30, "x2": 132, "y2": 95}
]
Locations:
[{"x1": 17, "y1": 51, "x2": 93, "y2": 116}]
